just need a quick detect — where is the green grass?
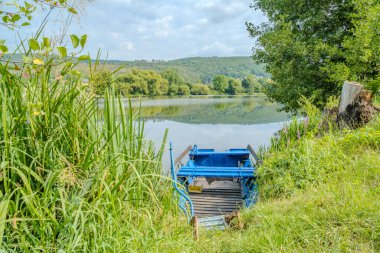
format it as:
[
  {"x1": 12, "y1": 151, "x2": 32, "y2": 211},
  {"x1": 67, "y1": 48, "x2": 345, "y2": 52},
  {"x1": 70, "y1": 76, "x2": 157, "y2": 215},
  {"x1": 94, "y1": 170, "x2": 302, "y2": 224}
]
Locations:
[
  {"x1": 374, "y1": 95, "x2": 380, "y2": 107},
  {"x1": 190, "y1": 111, "x2": 380, "y2": 252}
]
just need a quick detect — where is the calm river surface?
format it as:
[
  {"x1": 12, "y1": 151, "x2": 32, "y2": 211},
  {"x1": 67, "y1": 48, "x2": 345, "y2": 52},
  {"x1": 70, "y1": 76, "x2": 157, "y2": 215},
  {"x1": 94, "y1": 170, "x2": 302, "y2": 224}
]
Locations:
[{"x1": 128, "y1": 95, "x2": 290, "y2": 167}]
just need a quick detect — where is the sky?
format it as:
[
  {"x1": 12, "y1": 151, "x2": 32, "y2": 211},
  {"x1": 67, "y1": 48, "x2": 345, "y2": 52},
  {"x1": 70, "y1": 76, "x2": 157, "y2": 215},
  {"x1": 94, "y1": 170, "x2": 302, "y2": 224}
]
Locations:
[{"x1": 4, "y1": 0, "x2": 266, "y2": 61}]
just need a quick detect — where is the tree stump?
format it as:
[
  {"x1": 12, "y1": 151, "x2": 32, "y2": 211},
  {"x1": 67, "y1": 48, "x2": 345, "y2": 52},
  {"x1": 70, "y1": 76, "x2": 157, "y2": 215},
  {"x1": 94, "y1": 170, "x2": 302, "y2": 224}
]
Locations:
[
  {"x1": 339, "y1": 81, "x2": 363, "y2": 114},
  {"x1": 337, "y1": 81, "x2": 379, "y2": 128}
]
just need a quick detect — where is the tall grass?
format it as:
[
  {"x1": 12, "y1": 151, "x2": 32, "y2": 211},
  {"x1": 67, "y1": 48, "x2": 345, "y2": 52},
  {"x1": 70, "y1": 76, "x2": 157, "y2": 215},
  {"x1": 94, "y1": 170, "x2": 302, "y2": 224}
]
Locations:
[{"x1": 0, "y1": 56, "x2": 195, "y2": 251}]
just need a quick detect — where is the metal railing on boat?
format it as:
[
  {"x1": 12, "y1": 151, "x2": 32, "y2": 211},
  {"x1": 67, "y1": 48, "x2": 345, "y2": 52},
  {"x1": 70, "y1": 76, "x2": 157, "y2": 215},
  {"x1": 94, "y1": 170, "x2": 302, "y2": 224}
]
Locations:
[{"x1": 169, "y1": 143, "x2": 194, "y2": 222}]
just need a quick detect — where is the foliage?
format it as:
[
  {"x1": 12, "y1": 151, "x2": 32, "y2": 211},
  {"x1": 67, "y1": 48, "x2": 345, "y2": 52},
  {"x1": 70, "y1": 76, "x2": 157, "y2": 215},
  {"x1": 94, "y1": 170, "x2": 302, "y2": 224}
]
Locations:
[
  {"x1": 212, "y1": 75, "x2": 229, "y2": 93},
  {"x1": 248, "y1": 0, "x2": 380, "y2": 112},
  {"x1": 190, "y1": 83, "x2": 211, "y2": 95},
  {"x1": 168, "y1": 84, "x2": 179, "y2": 95},
  {"x1": 161, "y1": 68, "x2": 185, "y2": 86},
  {"x1": 90, "y1": 69, "x2": 114, "y2": 95},
  {"x1": 177, "y1": 85, "x2": 190, "y2": 95},
  {"x1": 93, "y1": 71, "x2": 266, "y2": 96},
  {"x1": 242, "y1": 74, "x2": 262, "y2": 93},
  {"x1": 81, "y1": 56, "x2": 268, "y2": 84},
  {"x1": 226, "y1": 78, "x2": 244, "y2": 95},
  {"x1": 115, "y1": 68, "x2": 169, "y2": 96}
]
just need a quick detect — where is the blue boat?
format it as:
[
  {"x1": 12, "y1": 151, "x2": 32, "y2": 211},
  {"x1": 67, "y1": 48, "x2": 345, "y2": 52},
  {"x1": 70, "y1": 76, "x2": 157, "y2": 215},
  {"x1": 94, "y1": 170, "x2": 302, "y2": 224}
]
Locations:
[{"x1": 169, "y1": 143, "x2": 260, "y2": 223}]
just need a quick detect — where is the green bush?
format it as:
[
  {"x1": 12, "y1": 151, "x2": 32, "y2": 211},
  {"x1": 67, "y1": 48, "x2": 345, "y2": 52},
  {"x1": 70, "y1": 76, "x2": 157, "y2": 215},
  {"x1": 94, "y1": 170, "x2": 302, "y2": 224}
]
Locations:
[
  {"x1": 178, "y1": 85, "x2": 190, "y2": 95},
  {"x1": 190, "y1": 83, "x2": 211, "y2": 95},
  {"x1": 168, "y1": 84, "x2": 179, "y2": 95}
]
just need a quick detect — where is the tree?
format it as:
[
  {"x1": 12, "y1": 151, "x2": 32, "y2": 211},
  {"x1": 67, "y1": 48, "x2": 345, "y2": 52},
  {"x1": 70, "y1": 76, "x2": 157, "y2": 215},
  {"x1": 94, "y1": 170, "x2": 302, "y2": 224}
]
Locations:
[
  {"x1": 212, "y1": 75, "x2": 229, "y2": 93},
  {"x1": 247, "y1": 0, "x2": 380, "y2": 112},
  {"x1": 90, "y1": 69, "x2": 114, "y2": 95},
  {"x1": 191, "y1": 83, "x2": 211, "y2": 95},
  {"x1": 168, "y1": 84, "x2": 179, "y2": 95},
  {"x1": 161, "y1": 68, "x2": 184, "y2": 86},
  {"x1": 242, "y1": 74, "x2": 260, "y2": 93},
  {"x1": 117, "y1": 68, "x2": 168, "y2": 95},
  {"x1": 226, "y1": 79, "x2": 243, "y2": 95},
  {"x1": 178, "y1": 85, "x2": 190, "y2": 95}
]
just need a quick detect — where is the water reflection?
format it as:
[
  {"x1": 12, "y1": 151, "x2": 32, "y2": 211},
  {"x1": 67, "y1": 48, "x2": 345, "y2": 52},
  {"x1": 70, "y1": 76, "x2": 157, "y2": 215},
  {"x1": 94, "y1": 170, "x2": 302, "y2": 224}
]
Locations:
[
  {"x1": 145, "y1": 120, "x2": 287, "y2": 168},
  {"x1": 133, "y1": 95, "x2": 289, "y2": 125},
  {"x1": 127, "y1": 96, "x2": 290, "y2": 168}
]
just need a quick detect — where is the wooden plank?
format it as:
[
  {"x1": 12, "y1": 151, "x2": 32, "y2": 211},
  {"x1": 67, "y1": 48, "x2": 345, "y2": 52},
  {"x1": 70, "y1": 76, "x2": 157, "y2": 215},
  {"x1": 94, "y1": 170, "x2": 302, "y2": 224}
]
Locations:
[
  {"x1": 247, "y1": 144, "x2": 262, "y2": 165},
  {"x1": 198, "y1": 219, "x2": 225, "y2": 226},
  {"x1": 192, "y1": 198, "x2": 242, "y2": 203},
  {"x1": 195, "y1": 192, "x2": 240, "y2": 196},
  {"x1": 202, "y1": 189, "x2": 241, "y2": 192},
  {"x1": 192, "y1": 191, "x2": 241, "y2": 195},
  {"x1": 174, "y1": 145, "x2": 192, "y2": 165},
  {"x1": 194, "y1": 205, "x2": 239, "y2": 210},
  {"x1": 192, "y1": 197, "x2": 241, "y2": 201},
  {"x1": 194, "y1": 202, "x2": 241, "y2": 205},
  {"x1": 194, "y1": 208, "x2": 239, "y2": 213},
  {"x1": 195, "y1": 211, "x2": 232, "y2": 216},
  {"x1": 192, "y1": 200, "x2": 242, "y2": 206},
  {"x1": 190, "y1": 195, "x2": 241, "y2": 199},
  {"x1": 198, "y1": 215, "x2": 225, "y2": 222},
  {"x1": 190, "y1": 196, "x2": 242, "y2": 202},
  {"x1": 194, "y1": 205, "x2": 241, "y2": 210}
]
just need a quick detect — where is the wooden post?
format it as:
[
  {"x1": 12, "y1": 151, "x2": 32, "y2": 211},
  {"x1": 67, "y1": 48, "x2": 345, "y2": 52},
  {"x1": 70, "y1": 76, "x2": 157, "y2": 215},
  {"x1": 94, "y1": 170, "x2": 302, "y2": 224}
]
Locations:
[
  {"x1": 191, "y1": 216, "x2": 199, "y2": 241},
  {"x1": 339, "y1": 81, "x2": 363, "y2": 114}
]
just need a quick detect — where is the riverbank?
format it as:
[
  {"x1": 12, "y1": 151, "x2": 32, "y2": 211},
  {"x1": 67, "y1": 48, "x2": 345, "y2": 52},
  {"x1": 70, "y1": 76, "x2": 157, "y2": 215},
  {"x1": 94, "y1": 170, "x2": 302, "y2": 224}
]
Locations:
[{"x1": 191, "y1": 116, "x2": 380, "y2": 252}]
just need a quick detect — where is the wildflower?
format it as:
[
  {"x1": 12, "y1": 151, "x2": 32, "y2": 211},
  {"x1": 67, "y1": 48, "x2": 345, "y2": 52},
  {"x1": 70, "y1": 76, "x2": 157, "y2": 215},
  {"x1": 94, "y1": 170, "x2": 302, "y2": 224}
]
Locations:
[
  {"x1": 297, "y1": 129, "x2": 301, "y2": 140},
  {"x1": 304, "y1": 116, "x2": 309, "y2": 128},
  {"x1": 55, "y1": 73, "x2": 63, "y2": 81},
  {"x1": 282, "y1": 127, "x2": 288, "y2": 135},
  {"x1": 32, "y1": 58, "x2": 44, "y2": 65},
  {"x1": 22, "y1": 71, "x2": 30, "y2": 79}
]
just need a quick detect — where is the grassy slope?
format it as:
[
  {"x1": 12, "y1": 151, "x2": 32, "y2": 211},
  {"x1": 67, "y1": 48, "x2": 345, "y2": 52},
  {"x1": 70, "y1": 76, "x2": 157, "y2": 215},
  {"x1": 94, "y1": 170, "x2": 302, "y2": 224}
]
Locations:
[{"x1": 183, "y1": 116, "x2": 380, "y2": 252}]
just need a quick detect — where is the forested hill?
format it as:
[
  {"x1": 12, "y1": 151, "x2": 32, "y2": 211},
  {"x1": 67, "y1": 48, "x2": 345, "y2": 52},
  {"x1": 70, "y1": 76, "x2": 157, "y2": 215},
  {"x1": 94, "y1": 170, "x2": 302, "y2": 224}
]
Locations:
[{"x1": 102, "y1": 56, "x2": 268, "y2": 83}]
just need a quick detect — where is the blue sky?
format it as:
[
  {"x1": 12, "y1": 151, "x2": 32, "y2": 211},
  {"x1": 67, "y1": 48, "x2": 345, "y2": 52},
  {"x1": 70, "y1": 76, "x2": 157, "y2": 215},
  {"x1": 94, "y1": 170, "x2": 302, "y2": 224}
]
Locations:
[{"x1": 4, "y1": 0, "x2": 265, "y2": 60}]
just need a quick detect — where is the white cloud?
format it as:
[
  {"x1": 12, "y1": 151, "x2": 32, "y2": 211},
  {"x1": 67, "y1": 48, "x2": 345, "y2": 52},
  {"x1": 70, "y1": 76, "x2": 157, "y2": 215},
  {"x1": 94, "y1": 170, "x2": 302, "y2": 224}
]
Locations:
[
  {"x1": 2, "y1": 0, "x2": 265, "y2": 60},
  {"x1": 120, "y1": 41, "x2": 134, "y2": 51},
  {"x1": 153, "y1": 15, "x2": 173, "y2": 38},
  {"x1": 196, "y1": 42, "x2": 235, "y2": 56}
]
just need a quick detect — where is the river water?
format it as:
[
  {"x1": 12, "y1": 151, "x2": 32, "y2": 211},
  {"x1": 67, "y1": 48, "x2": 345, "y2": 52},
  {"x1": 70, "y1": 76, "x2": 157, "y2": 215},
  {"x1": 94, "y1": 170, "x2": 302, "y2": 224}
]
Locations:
[{"x1": 128, "y1": 95, "x2": 290, "y2": 167}]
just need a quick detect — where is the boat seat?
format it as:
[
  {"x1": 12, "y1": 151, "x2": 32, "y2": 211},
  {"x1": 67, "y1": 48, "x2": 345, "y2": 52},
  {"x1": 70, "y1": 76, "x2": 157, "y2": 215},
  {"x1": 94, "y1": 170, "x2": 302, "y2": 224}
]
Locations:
[{"x1": 177, "y1": 166, "x2": 254, "y2": 178}]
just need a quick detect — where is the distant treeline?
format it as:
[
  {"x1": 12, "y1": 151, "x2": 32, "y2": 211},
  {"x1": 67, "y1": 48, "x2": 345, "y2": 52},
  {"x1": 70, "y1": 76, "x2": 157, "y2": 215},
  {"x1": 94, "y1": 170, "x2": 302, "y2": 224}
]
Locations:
[
  {"x1": 88, "y1": 56, "x2": 269, "y2": 84},
  {"x1": 90, "y1": 68, "x2": 271, "y2": 96}
]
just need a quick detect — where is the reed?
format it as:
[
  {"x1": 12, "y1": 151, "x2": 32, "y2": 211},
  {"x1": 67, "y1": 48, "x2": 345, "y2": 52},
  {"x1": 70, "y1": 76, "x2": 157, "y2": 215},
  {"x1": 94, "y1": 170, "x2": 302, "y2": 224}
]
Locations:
[{"x1": 0, "y1": 54, "x2": 194, "y2": 251}]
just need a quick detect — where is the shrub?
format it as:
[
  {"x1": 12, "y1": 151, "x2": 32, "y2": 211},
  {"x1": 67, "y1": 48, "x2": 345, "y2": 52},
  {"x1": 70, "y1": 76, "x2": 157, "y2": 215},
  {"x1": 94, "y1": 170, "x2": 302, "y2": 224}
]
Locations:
[
  {"x1": 177, "y1": 85, "x2": 190, "y2": 95},
  {"x1": 190, "y1": 83, "x2": 211, "y2": 95}
]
